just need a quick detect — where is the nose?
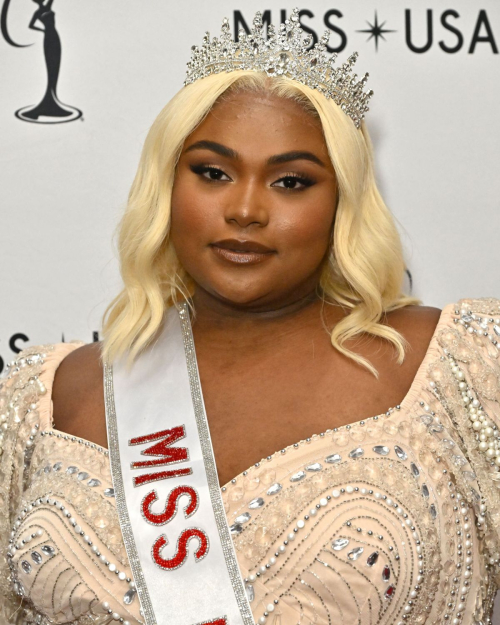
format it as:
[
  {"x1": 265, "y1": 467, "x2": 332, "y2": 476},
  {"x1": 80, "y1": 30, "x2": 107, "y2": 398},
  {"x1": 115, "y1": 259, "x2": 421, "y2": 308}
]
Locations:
[{"x1": 223, "y1": 179, "x2": 269, "y2": 228}]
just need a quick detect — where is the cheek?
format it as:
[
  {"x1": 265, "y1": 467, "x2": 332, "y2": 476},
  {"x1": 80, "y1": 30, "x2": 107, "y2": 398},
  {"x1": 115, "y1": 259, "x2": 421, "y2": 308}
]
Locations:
[
  {"x1": 275, "y1": 199, "x2": 335, "y2": 255},
  {"x1": 170, "y1": 182, "x2": 212, "y2": 245}
]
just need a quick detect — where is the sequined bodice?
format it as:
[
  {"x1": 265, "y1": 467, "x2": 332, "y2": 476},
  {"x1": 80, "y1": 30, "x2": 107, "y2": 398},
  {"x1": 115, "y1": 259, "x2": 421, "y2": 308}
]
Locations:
[{"x1": 1, "y1": 298, "x2": 500, "y2": 625}]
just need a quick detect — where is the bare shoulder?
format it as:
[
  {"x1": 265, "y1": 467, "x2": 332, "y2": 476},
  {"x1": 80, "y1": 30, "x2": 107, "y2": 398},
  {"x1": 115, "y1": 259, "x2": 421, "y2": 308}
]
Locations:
[
  {"x1": 385, "y1": 304, "x2": 443, "y2": 362},
  {"x1": 386, "y1": 304, "x2": 443, "y2": 330},
  {"x1": 52, "y1": 342, "x2": 108, "y2": 447}
]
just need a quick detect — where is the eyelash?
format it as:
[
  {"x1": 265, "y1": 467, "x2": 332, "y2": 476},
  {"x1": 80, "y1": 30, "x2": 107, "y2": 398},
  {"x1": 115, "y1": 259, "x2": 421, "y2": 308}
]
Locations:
[{"x1": 189, "y1": 164, "x2": 315, "y2": 190}]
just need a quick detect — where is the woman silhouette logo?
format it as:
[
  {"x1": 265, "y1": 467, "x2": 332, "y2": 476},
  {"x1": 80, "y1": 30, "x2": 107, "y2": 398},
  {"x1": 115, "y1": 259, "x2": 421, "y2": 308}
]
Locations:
[{"x1": 1, "y1": 0, "x2": 82, "y2": 123}]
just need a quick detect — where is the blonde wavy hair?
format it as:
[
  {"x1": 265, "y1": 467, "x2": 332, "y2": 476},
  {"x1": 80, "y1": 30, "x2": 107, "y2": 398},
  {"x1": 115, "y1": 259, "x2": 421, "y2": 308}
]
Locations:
[{"x1": 101, "y1": 70, "x2": 421, "y2": 376}]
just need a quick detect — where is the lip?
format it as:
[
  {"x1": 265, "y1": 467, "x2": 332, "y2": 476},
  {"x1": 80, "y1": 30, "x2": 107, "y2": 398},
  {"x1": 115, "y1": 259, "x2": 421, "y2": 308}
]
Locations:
[
  {"x1": 211, "y1": 239, "x2": 275, "y2": 253},
  {"x1": 210, "y1": 239, "x2": 276, "y2": 265}
]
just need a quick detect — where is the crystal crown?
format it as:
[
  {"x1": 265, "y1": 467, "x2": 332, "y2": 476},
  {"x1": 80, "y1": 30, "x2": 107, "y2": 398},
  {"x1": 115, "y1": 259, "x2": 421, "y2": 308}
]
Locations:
[{"x1": 184, "y1": 8, "x2": 374, "y2": 128}]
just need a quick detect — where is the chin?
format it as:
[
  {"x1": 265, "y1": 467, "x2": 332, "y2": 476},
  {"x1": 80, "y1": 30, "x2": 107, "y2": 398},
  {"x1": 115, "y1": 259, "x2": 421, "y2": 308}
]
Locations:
[{"x1": 210, "y1": 285, "x2": 272, "y2": 308}]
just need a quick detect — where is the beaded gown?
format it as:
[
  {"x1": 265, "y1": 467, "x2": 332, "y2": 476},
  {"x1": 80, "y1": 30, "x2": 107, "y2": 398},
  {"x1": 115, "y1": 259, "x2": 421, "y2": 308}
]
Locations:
[{"x1": 1, "y1": 297, "x2": 500, "y2": 625}]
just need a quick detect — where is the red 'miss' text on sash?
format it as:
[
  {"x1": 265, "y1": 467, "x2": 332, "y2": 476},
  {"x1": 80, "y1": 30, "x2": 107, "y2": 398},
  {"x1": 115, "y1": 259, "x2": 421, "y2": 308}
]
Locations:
[{"x1": 129, "y1": 426, "x2": 227, "y2": 625}]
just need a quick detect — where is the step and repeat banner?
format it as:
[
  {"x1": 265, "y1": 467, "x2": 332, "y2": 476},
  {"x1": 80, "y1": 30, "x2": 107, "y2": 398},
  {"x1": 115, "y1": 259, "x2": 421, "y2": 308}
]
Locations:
[
  {"x1": 1, "y1": 1, "x2": 499, "y2": 364},
  {"x1": 1, "y1": 0, "x2": 499, "y2": 619}
]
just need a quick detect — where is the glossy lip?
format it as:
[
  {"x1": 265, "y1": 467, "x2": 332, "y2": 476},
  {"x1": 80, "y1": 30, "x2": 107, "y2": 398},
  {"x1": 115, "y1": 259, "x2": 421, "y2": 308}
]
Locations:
[
  {"x1": 210, "y1": 239, "x2": 276, "y2": 265},
  {"x1": 211, "y1": 238, "x2": 275, "y2": 253}
]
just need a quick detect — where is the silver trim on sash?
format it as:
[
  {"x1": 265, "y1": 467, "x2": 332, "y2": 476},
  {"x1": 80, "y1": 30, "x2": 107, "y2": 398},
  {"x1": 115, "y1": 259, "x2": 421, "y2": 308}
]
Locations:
[
  {"x1": 178, "y1": 303, "x2": 254, "y2": 623},
  {"x1": 104, "y1": 301, "x2": 254, "y2": 625},
  {"x1": 104, "y1": 360, "x2": 157, "y2": 625}
]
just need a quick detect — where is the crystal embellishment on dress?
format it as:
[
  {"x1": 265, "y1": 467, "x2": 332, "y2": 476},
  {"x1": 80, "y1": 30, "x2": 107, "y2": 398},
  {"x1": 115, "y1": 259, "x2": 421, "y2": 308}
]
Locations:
[
  {"x1": 248, "y1": 497, "x2": 264, "y2": 509},
  {"x1": 184, "y1": 8, "x2": 374, "y2": 128},
  {"x1": 245, "y1": 584, "x2": 255, "y2": 603},
  {"x1": 419, "y1": 414, "x2": 433, "y2": 426},
  {"x1": 347, "y1": 547, "x2": 364, "y2": 560},
  {"x1": 66, "y1": 466, "x2": 78, "y2": 475},
  {"x1": 235, "y1": 512, "x2": 251, "y2": 524},
  {"x1": 373, "y1": 445, "x2": 390, "y2": 456},
  {"x1": 290, "y1": 471, "x2": 306, "y2": 482},
  {"x1": 463, "y1": 471, "x2": 477, "y2": 482},
  {"x1": 77, "y1": 471, "x2": 89, "y2": 481},
  {"x1": 385, "y1": 585, "x2": 396, "y2": 600},
  {"x1": 21, "y1": 560, "x2": 31, "y2": 574},
  {"x1": 87, "y1": 478, "x2": 101, "y2": 487},
  {"x1": 123, "y1": 588, "x2": 137, "y2": 605},
  {"x1": 332, "y1": 538, "x2": 350, "y2": 551},
  {"x1": 422, "y1": 484, "x2": 430, "y2": 498},
  {"x1": 349, "y1": 447, "x2": 364, "y2": 458},
  {"x1": 104, "y1": 488, "x2": 115, "y2": 497},
  {"x1": 430, "y1": 504, "x2": 438, "y2": 519},
  {"x1": 366, "y1": 551, "x2": 379, "y2": 566},
  {"x1": 53, "y1": 462, "x2": 62, "y2": 471},
  {"x1": 229, "y1": 523, "x2": 243, "y2": 535},
  {"x1": 9, "y1": 300, "x2": 500, "y2": 625},
  {"x1": 394, "y1": 445, "x2": 407, "y2": 460},
  {"x1": 267, "y1": 483, "x2": 282, "y2": 495},
  {"x1": 31, "y1": 551, "x2": 42, "y2": 564},
  {"x1": 305, "y1": 462, "x2": 322, "y2": 471},
  {"x1": 325, "y1": 453, "x2": 341, "y2": 463},
  {"x1": 429, "y1": 422, "x2": 444, "y2": 434},
  {"x1": 13, "y1": 581, "x2": 25, "y2": 597},
  {"x1": 41, "y1": 545, "x2": 55, "y2": 557},
  {"x1": 452, "y1": 454, "x2": 467, "y2": 467}
]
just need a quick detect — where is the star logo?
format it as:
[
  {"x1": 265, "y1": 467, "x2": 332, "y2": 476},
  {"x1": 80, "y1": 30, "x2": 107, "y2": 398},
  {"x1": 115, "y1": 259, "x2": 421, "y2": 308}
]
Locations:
[{"x1": 357, "y1": 12, "x2": 396, "y2": 51}]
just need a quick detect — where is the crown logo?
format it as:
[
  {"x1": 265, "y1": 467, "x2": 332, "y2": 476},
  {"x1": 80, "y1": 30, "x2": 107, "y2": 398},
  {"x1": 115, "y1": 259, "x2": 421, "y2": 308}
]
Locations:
[{"x1": 184, "y1": 8, "x2": 374, "y2": 128}]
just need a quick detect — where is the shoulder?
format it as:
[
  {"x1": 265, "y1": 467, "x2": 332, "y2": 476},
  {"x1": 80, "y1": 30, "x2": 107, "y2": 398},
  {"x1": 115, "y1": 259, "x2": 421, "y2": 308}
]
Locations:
[
  {"x1": 436, "y1": 296, "x2": 500, "y2": 355},
  {"x1": 51, "y1": 342, "x2": 104, "y2": 433},
  {"x1": 386, "y1": 304, "x2": 443, "y2": 332},
  {"x1": 395, "y1": 296, "x2": 500, "y2": 366},
  {"x1": 0, "y1": 342, "x2": 85, "y2": 516},
  {"x1": 384, "y1": 304, "x2": 443, "y2": 359},
  {"x1": 0, "y1": 342, "x2": 84, "y2": 403},
  {"x1": 0, "y1": 342, "x2": 87, "y2": 431},
  {"x1": 52, "y1": 341, "x2": 103, "y2": 390}
]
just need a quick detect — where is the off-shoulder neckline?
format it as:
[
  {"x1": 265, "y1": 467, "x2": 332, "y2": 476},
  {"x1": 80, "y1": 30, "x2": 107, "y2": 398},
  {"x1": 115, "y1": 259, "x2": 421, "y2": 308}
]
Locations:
[
  {"x1": 218, "y1": 302, "x2": 454, "y2": 487},
  {"x1": 45, "y1": 302, "x2": 455, "y2": 489}
]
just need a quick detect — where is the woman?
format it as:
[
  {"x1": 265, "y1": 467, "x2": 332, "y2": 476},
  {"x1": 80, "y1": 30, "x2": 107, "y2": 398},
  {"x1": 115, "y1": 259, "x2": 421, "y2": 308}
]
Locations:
[{"x1": 1, "y1": 9, "x2": 499, "y2": 625}]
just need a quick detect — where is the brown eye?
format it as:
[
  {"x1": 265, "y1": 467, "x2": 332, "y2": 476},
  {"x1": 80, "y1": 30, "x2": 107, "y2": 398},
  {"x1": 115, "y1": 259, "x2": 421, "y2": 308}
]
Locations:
[
  {"x1": 272, "y1": 174, "x2": 315, "y2": 190},
  {"x1": 281, "y1": 177, "x2": 303, "y2": 189},
  {"x1": 190, "y1": 164, "x2": 231, "y2": 182}
]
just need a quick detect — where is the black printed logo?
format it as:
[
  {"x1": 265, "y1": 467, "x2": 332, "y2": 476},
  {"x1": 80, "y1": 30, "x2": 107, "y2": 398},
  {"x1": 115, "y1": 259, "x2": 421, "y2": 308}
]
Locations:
[{"x1": 1, "y1": 0, "x2": 82, "y2": 123}]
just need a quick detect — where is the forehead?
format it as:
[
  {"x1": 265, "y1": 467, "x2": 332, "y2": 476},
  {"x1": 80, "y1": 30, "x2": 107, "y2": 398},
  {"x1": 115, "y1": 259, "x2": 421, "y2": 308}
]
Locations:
[{"x1": 186, "y1": 89, "x2": 329, "y2": 159}]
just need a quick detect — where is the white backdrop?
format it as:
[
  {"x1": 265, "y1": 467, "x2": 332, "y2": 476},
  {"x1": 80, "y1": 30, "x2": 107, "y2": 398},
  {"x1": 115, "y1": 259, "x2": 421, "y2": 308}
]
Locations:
[
  {"x1": 1, "y1": 1, "x2": 499, "y2": 363},
  {"x1": 1, "y1": 0, "x2": 500, "y2": 615}
]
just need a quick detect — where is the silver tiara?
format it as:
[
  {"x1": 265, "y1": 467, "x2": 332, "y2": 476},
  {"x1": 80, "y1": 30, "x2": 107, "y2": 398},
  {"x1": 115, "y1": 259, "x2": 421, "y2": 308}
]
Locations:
[{"x1": 184, "y1": 8, "x2": 373, "y2": 128}]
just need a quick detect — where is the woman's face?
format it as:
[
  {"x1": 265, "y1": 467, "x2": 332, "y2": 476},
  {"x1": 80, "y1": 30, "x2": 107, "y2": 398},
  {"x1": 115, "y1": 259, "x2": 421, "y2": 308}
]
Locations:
[{"x1": 170, "y1": 89, "x2": 338, "y2": 312}]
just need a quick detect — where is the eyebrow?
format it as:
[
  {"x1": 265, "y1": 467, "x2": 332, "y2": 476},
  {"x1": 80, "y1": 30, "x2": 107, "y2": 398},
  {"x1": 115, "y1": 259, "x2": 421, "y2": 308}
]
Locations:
[
  {"x1": 267, "y1": 150, "x2": 326, "y2": 168},
  {"x1": 184, "y1": 140, "x2": 326, "y2": 168},
  {"x1": 185, "y1": 140, "x2": 238, "y2": 160}
]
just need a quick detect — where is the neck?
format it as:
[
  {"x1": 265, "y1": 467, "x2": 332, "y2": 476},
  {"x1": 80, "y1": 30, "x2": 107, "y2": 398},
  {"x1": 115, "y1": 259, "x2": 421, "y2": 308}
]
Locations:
[
  {"x1": 188, "y1": 286, "x2": 344, "y2": 348},
  {"x1": 194, "y1": 286, "x2": 319, "y2": 318}
]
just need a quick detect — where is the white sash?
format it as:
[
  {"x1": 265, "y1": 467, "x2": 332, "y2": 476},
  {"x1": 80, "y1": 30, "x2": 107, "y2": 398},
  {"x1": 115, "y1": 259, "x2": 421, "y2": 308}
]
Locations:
[{"x1": 103, "y1": 303, "x2": 254, "y2": 625}]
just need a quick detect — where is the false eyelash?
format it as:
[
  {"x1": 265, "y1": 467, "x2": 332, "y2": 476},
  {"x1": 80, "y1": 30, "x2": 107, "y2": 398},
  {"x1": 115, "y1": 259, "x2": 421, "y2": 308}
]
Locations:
[
  {"x1": 190, "y1": 164, "x2": 316, "y2": 189},
  {"x1": 275, "y1": 172, "x2": 315, "y2": 188},
  {"x1": 190, "y1": 164, "x2": 229, "y2": 179}
]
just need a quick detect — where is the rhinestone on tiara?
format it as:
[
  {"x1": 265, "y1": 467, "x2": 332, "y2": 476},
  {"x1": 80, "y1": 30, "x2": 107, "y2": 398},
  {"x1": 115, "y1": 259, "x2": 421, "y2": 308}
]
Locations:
[{"x1": 184, "y1": 8, "x2": 373, "y2": 128}]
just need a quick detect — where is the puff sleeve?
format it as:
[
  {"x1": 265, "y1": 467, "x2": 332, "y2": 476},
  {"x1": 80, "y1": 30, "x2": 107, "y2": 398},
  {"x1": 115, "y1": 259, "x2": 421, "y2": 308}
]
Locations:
[
  {"x1": 432, "y1": 297, "x2": 500, "y2": 581},
  {"x1": 0, "y1": 342, "x2": 83, "y2": 624}
]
